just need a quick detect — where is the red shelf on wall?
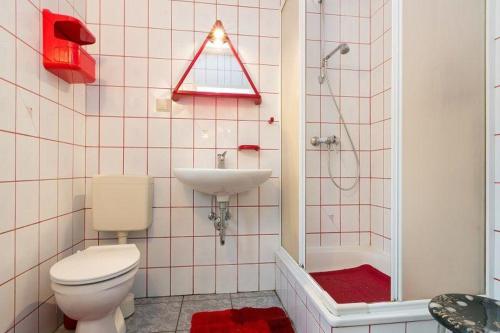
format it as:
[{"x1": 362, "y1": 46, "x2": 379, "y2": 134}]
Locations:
[
  {"x1": 42, "y1": 9, "x2": 96, "y2": 84},
  {"x1": 172, "y1": 20, "x2": 262, "y2": 105},
  {"x1": 238, "y1": 145, "x2": 260, "y2": 151}
]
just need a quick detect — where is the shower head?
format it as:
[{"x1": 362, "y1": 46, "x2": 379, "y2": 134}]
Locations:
[
  {"x1": 319, "y1": 43, "x2": 349, "y2": 83},
  {"x1": 323, "y1": 43, "x2": 350, "y2": 62},
  {"x1": 339, "y1": 44, "x2": 350, "y2": 54},
  {"x1": 318, "y1": 1, "x2": 349, "y2": 77},
  {"x1": 318, "y1": 43, "x2": 350, "y2": 84}
]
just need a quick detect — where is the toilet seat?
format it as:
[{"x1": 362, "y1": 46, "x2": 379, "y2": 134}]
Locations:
[{"x1": 50, "y1": 244, "x2": 140, "y2": 286}]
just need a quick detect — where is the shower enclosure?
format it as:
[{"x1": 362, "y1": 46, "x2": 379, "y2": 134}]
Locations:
[
  {"x1": 281, "y1": 0, "x2": 486, "y2": 313},
  {"x1": 303, "y1": 0, "x2": 393, "y2": 304}
]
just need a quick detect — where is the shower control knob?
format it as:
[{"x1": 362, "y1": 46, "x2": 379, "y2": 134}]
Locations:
[{"x1": 310, "y1": 135, "x2": 338, "y2": 146}]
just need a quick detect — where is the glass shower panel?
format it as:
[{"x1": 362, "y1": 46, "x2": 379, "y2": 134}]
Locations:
[
  {"x1": 281, "y1": 0, "x2": 300, "y2": 262},
  {"x1": 303, "y1": 0, "x2": 393, "y2": 304}
]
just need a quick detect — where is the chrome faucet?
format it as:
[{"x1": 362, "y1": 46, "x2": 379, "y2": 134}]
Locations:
[
  {"x1": 310, "y1": 135, "x2": 339, "y2": 147},
  {"x1": 217, "y1": 151, "x2": 227, "y2": 169}
]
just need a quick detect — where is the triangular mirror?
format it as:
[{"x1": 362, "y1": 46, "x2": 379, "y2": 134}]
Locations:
[{"x1": 172, "y1": 20, "x2": 262, "y2": 105}]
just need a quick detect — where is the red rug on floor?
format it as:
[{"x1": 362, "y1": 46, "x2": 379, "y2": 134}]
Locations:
[
  {"x1": 310, "y1": 264, "x2": 391, "y2": 304},
  {"x1": 190, "y1": 307, "x2": 294, "y2": 333}
]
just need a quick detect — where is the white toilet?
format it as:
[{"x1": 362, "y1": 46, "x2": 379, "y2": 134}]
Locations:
[{"x1": 50, "y1": 175, "x2": 153, "y2": 333}]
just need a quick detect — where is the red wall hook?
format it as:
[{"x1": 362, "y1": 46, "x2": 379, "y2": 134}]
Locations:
[
  {"x1": 268, "y1": 117, "x2": 275, "y2": 124},
  {"x1": 42, "y1": 9, "x2": 96, "y2": 84}
]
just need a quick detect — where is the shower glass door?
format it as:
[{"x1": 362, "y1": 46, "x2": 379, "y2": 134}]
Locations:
[{"x1": 303, "y1": 0, "x2": 393, "y2": 304}]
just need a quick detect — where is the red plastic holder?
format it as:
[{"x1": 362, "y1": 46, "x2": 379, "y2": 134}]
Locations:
[
  {"x1": 238, "y1": 145, "x2": 260, "y2": 151},
  {"x1": 42, "y1": 9, "x2": 96, "y2": 84}
]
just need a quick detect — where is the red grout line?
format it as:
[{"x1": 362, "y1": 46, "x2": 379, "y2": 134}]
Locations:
[
  {"x1": 256, "y1": 1, "x2": 261, "y2": 291},
  {"x1": 368, "y1": 0, "x2": 373, "y2": 247},
  {"x1": 84, "y1": 114, "x2": 281, "y2": 123},
  {"x1": 0, "y1": 238, "x2": 86, "y2": 290},
  {"x1": 0, "y1": 209, "x2": 86, "y2": 236},
  {"x1": 145, "y1": 0, "x2": 151, "y2": 297},
  {"x1": 0, "y1": 76, "x2": 86, "y2": 118},
  {"x1": 38, "y1": 8, "x2": 42, "y2": 324},
  {"x1": 357, "y1": 0, "x2": 362, "y2": 246},
  {"x1": 338, "y1": 0, "x2": 343, "y2": 246},
  {"x1": 168, "y1": 0, "x2": 173, "y2": 297},
  {"x1": 89, "y1": 51, "x2": 281, "y2": 66},
  {"x1": 317, "y1": 6, "x2": 323, "y2": 247},
  {"x1": 97, "y1": 0, "x2": 103, "y2": 246},
  {"x1": 304, "y1": 54, "x2": 392, "y2": 73},
  {"x1": 380, "y1": 0, "x2": 386, "y2": 250},
  {"x1": 13, "y1": 0, "x2": 18, "y2": 327},
  {"x1": 191, "y1": 0, "x2": 196, "y2": 294}
]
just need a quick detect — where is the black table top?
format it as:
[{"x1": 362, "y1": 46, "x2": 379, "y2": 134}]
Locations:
[{"x1": 428, "y1": 294, "x2": 500, "y2": 333}]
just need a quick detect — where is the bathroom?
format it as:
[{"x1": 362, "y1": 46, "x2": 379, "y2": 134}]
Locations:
[{"x1": 0, "y1": 0, "x2": 498, "y2": 332}]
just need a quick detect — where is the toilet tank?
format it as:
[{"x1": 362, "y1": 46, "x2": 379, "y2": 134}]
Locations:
[{"x1": 91, "y1": 175, "x2": 153, "y2": 232}]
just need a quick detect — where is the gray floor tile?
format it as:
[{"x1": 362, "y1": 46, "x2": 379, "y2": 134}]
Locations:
[
  {"x1": 55, "y1": 292, "x2": 285, "y2": 333},
  {"x1": 177, "y1": 298, "x2": 232, "y2": 331},
  {"x1": 231, "y1": 295, "x2": 283, "y2": 309},
  {"x1": 183, "y1": 293, "x2": 230, "y2": 301},
  {"x1": 126, "y1": 302, "x2": 182, "y2": 333}
]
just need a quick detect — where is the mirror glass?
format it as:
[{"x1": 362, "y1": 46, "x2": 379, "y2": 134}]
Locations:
[{"x1": 178, "y1": 40, "x2": 253, "y2": 95}]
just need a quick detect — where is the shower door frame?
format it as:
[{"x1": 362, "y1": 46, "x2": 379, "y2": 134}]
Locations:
[
  {"x1": 390, "y1": 0, "x2": 402, "y2": 301},
  {"x1": 298, "y1": 0, "x2": 307, "y2": 269},
  {"x1": 485, "y1": 0, "x2": 495, "y2": 298},
  {"x1": 296, "y1": 0, "x2": 404, "y2": 302},
  {"x1": 280, "y1": 0, "x2": 307, "y2": 268}
]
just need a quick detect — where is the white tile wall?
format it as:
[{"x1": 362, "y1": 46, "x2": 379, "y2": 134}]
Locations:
[
  {"x1": 4, "y1": 1, "x2": 495, "y2": 332},
  {"x1": 370, "y1": 0, "x2": 392, "y2": 252},
  {"x1": 84, "y1": 0, "x2": 282, "y2": 297},
  {"x1": 305, "y1": 0, "x2": 392, "y2": 253},
  {"x1": 0, "y1": 1, "x2": 87, "y2": 332}
]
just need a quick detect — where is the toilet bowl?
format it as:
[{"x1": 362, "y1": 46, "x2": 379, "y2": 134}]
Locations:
[{"x1": 50, "y1": 244, "x2": 140, "y2": 333}]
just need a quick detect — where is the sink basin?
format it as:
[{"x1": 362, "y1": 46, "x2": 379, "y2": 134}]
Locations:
[{"x1": 173, "y1": 168, "x2": 272, "y2": 202}]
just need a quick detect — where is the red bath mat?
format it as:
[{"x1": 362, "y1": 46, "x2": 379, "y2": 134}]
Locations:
[
  {"x1": 310, "y1": 264, "x2": 390, "y2": 304},
  {"x1": 190, "y1": 307, "x2": 294, "y2": 333}
]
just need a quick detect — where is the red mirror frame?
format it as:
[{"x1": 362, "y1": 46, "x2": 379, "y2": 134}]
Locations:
[{"x1": 172, "y1": 20, "x2": 262, "y2": 105}]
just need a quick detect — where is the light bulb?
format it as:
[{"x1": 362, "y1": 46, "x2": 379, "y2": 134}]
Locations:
[{"x1": 212, "y1": 28, "x2": 225, "y2": 42}]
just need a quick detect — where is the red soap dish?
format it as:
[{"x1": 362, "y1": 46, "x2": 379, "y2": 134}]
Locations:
[
  {"x1": 42, "y1": 9, "x2": 96, "y2": 84},
  {"x1": 238, "y1": 145, "x2": 260, "y2": 151}
]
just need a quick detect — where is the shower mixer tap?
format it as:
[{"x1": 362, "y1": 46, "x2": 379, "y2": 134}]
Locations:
[
  {"x1": 314, "y1": 0, "x2": 360, "y2": 192},
  {"x1": 310, "y1": 135, "x2": 339, "y2": 147}
]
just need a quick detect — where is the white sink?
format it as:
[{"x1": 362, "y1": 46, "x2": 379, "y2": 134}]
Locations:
[{"x1": 173, "y1": 168, "x2": 272, "y2": 202}]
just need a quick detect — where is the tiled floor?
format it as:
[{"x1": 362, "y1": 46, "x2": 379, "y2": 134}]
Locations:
[{"x1": 56, "y1": 291, "x2": 284, "y2": 333}]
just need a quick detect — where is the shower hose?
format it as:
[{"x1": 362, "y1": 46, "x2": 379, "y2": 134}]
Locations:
[{"x1": 319, "y1": 2, "x2": 360, "y2": 192}]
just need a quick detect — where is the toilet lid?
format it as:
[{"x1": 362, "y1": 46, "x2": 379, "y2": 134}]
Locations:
[{"x1": 50, "y1": 244, "x2": 140, "y2": 285}]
